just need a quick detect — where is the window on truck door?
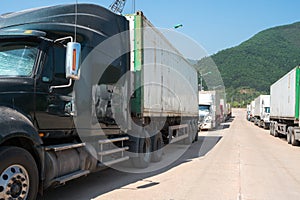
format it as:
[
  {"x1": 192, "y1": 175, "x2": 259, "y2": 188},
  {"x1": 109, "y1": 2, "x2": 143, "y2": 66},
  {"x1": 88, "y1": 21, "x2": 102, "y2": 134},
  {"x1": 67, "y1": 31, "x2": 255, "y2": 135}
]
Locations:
[
  {"x1": 0, "y1": 41, "x2": 38, "y2": 77},
  {"x1": 42, "y1": 44, "x2": 68, "y2": 84}
]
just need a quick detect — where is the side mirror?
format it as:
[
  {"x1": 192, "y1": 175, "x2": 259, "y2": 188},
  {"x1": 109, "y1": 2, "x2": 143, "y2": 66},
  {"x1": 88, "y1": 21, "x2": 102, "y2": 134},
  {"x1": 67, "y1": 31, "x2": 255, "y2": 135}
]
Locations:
[{"x1": 66, "y1": 42, "x2": 81, "y2": 80}]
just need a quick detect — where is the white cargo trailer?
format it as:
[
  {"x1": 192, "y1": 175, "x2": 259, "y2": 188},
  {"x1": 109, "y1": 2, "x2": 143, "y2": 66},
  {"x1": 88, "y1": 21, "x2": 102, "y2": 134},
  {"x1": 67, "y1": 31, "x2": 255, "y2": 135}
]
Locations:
[
  {"x1": 270, "y1": 66, "x2": 300, "y2": 145},
  {"x1": 126, "y1": 12, "x2": 199, "y2": 145},
  {"x1": 126, "y1": 12, "x2": 198, "y2": 118}
]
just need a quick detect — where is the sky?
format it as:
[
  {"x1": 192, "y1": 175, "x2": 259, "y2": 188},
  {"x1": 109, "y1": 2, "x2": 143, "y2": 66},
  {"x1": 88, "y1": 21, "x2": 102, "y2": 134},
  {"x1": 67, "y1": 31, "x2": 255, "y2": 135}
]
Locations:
[{"x1": 0, "y1": 0, "x2": 299, "y2": 55}]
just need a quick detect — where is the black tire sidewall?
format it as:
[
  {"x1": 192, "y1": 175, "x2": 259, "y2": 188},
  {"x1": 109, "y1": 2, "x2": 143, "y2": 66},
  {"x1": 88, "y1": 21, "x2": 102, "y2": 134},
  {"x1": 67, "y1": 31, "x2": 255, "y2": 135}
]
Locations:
[
  {"x1": 151, "y1": 132, "x2": 163, "y2": 162},
  {"x1": 131, "y1": 135, "x2": 152, "y2": 168},
  {"x1": 0, "y1": 146, "x2": 39, "y2": 200},
  {"x1": 287, "y1": 127, "x2": 292, "y2": 144},
  {"x1": 291, "y1": 130, "x2": 299, "y2": 146}
]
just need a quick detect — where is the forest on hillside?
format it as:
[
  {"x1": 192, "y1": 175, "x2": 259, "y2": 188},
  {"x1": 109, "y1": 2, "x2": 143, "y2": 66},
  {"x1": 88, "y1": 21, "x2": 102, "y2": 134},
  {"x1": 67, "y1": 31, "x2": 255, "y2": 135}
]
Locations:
[{"x1": 196, "y1": 22, "x2": 300, "y2": 107}]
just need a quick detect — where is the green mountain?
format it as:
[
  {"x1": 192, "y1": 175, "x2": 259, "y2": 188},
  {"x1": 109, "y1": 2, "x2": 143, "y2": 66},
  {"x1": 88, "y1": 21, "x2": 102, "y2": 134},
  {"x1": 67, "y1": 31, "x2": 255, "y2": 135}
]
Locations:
[{"x1": 197, "y1": 22, "x2": 300, "y2": 107}]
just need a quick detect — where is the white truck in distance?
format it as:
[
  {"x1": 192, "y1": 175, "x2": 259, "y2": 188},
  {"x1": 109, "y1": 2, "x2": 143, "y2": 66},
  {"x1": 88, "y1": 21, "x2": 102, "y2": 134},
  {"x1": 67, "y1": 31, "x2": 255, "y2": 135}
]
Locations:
[
  {"x1": 246, "y1": 104, "x2": 251, "y2": 121},
  {"x1": 198, "y1": 91, "x2": 220, "y2": 130},
  {"x1": 253, "y1": 95, "x2": 270, "y2": 129}
]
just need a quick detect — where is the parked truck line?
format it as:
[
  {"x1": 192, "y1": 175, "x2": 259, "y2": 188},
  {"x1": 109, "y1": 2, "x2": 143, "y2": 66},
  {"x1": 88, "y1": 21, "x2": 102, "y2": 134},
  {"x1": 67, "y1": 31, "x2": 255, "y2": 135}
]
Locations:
[
  {"x1": 0, "y1": 4, "x2": 199, "y2": 199},
  {"x1": 269, "y1": 66, "x2": 300, "y2": 146}
]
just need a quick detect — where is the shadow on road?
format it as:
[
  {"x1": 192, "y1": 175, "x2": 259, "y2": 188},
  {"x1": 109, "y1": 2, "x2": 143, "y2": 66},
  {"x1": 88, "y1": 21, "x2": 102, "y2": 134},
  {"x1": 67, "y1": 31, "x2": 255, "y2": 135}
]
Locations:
[{"x1": 43, "y1": 135, "x2": 223, "y2": 200}]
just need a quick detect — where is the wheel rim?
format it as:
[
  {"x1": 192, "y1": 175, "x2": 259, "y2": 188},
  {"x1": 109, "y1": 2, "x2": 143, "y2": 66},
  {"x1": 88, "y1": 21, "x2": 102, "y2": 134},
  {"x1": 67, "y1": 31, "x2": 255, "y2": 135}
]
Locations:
[{"x1": 0, "y1": 165, "x2": 29, "y2": 200}]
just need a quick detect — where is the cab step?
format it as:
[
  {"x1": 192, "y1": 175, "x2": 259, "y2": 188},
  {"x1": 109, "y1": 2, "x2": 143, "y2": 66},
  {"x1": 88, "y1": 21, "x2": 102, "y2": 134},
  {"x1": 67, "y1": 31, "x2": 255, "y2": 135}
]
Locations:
[
  {"x1": 98, "y1": 156, "x2": 130, "y2": 167},
  {"x1": 45, "y1": 143, "x2": 86, "y2": 152},
  {"x1": 53, "y1": 170, "x2": 90, "y2": 185}
]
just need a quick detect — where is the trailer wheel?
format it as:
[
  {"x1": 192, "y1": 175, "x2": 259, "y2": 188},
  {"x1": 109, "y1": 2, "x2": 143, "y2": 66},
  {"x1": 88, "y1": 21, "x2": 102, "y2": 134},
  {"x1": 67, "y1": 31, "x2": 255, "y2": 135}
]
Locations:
[
  {"x1": 194, "y1": 124, "x2": 199, "y2": 142},
  {"x1": 151, "y1": 132, "x2": 164, "y2": 162},
  {"x1": 274, "y1": 130, "x2": 279, "y2": 137},
  {"x1": 131, "y1": 134, "x2": 152, "y2": 168},
  {"x1": 0, "y1": 146, "x2": 38, "y2": 200},
  {"x1": 291, "y1": 128, "x2": 299, "y2": 146},
  {"x1": 269, "y1": 122, "x2": 274, "y2": 135},
  {"x1": 184, "y1": 126, "x2": 194, "y2": 145},
  {"x1": 287, "y1": 127, "x2": 292, "y2": 144},
  {"x1": 273, "y1": 122, "x2": 279, "y2": 137}
]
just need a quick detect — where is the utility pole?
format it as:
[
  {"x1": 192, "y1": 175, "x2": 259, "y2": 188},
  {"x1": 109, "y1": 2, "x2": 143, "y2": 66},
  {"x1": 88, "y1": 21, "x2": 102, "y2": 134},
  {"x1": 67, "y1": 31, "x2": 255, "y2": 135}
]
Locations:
[{"x1": 132, "y1": 0, "x2": 136, "y2": 13}]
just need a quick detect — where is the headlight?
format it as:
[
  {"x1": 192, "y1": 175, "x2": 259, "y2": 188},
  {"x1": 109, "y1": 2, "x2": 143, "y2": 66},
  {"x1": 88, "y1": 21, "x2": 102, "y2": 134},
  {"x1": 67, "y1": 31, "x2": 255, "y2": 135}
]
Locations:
[{"x1": 204, "y1": 115, "x2": 212, "y2": 123}]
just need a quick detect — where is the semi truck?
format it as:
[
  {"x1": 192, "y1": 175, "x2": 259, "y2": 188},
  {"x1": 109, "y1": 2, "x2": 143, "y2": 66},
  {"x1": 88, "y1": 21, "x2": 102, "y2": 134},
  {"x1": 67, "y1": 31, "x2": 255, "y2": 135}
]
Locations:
[
  {"x1": 269, "y1": 66, "x2": 300, "y2": 146},
  {"x1": 0, "y1": 4, "x2": 199, "y2": 199},
  {"x1": 253, "y1": 95, "x2": 270, "y2": 129},
  {"x1": 246, "y1": 104, "x2": 251, "y2": 121},
  {"x1": 249, "y1": 101, "x2": 255, "y2": 122},
  {"x1": 225, "y1": 103, "x2": 232, "y2": 121},
  {"x1": 198, "y1": 90, "x2": 221, "y2": 130}
]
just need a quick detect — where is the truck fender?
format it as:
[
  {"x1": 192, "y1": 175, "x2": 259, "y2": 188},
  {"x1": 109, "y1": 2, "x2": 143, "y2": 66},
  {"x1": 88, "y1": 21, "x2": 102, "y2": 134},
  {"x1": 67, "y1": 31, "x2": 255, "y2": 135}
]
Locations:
[{"x1": 0, "y1": 106, "x2": 42, "y2": 147}]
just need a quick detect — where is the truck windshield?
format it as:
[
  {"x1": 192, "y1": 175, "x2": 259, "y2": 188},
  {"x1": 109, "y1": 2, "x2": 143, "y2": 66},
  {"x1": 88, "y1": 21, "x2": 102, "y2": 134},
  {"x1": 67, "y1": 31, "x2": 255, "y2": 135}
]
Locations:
[
  {"x1": 265, "y1": 107, "x2": 270, "y2": 113},
  {"x1": 0, "y1": 42, "x2": 38, "y2": 77},
  {"x1": 199, "y1": 105, "x2": 210, "y2": 112}
]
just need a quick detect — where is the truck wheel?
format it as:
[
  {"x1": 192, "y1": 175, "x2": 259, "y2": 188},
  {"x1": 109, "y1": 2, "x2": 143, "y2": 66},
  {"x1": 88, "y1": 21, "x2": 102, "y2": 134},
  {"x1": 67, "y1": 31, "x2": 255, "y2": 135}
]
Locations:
[
  {"x1": 131, "y1": 134, "x2": 152, "y2": 168},
  {"x1": 274, "y1": 129, "x2": 279, "y2": 137},
  {"x1": 0, "y1": 146, "x2": 38, "y2": 200},
  {"x1": 184, "y1": 126, "x2": 194, "y2": 145},
  {"x1": 273, "y1": 122, "x2": 279, "y2": 137},
  {"x1": 194, "y1": 124, "x2": 199, "y2": 142},
  {"x1": 151, "y1": 132, "x2": 164, "y2": 162},
  {"x1": 269, "y1": 123, "x2": 274, "y2": 135},
  {"x1": 291, "y1": 128, "x2": 300, "y2": 146},
  {"x1": 287, "y1": 127, "x2": 292, "y2": 144},
  {"x1": 263, "y1": 122, "x2": 267, "y2": 129}
]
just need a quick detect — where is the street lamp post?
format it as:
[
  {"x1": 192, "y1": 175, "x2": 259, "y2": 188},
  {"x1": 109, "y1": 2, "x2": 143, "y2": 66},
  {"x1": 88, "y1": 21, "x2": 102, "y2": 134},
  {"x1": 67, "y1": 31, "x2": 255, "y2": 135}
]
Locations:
[{"x1": 173, "y1": 24, "x2": 183, "y2": 29}]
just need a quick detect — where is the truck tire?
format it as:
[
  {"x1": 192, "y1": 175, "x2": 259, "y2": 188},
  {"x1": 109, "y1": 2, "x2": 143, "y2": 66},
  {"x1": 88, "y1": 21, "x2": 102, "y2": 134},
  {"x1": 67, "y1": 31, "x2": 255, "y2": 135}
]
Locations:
[
  {"x1": 131, "y1": 135, "x2": 152, "y2": 168},
  {"x1": 263, "y1": 122, "x2": 268, "y2": 129},
  {"x1": 273, "y1": 129, "x2": 279, "y2": 137},
  {"x1": 264, "y1": 123, "x2": 270, "y2": 130},
  {"x1": 184, "y1": 126, "x2": 194, "y2": 145},
  {"x1": 259, "y1": 120, "x2": 262, "y2": 127},
  {"x1": 194, "y1": 124, "x2": 199, "y2": 142},
  {"x1": 269, "y1": 122, "x2": 274, "y2": 135},
  {"x1": 151, "y1": 132, "x2": 164, "y2": 162},
  {"x1": 0, "y1": 146, "x2": 38, "y2": 200},
  {"x1": 291, "y1": 128, "x2": 300, "y2": 146},
  {"x1": 287, "y1": 127, "x2": 292, "y2": 144},
  {"x1": 273, "y1": 122, "x2": 279, "y2": 137}
]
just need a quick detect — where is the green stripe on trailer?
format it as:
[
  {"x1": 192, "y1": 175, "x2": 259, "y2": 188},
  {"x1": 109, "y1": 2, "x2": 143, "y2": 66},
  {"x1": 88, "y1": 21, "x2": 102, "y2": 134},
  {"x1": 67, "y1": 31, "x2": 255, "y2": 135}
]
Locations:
[
  {"x1": 295, "y1": 66, "x2": 300, "y2": 119},
  {"x1": 131, "y1": 13, "x2": 144, "y2": 115},
  {"x1": 134, "y1": 13, "x2": 143, "y2": 71}
]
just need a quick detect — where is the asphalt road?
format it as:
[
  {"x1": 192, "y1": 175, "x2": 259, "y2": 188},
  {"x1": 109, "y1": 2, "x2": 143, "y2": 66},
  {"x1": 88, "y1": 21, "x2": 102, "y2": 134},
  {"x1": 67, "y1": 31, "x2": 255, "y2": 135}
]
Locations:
[{"x1": 43, "y1": 108, "x2": 300, "y2": 200}]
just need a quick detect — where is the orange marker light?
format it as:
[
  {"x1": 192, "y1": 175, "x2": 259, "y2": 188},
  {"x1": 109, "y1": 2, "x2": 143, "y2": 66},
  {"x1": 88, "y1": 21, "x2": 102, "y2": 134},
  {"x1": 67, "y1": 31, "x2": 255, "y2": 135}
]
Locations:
[{"x1": 72, "y1": 49, "x2": 77, "y2": 71}]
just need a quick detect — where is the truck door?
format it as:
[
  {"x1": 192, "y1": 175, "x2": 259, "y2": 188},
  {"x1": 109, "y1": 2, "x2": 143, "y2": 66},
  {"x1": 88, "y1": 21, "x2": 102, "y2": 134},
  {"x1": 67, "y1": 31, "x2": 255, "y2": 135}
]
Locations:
[{"x1": 35, "y1": 44, "x2": 74, "y2": 130}]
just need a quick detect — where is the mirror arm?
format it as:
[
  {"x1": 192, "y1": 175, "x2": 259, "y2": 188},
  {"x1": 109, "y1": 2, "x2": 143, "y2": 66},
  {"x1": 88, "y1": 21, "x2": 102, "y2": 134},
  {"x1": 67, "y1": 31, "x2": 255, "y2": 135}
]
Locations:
[
  {"x1": 54, "y1": 36, "x2": 73, "y2": 46},
  {"x1": 49, "y1": 79, "x2": 72, "y2": 93}
]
